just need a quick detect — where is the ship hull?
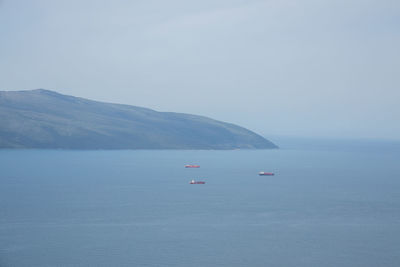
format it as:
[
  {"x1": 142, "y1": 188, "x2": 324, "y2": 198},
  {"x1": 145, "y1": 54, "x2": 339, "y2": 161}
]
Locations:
[{"x1": 259, "y1": 172, "x2": 274, "y2": 176}]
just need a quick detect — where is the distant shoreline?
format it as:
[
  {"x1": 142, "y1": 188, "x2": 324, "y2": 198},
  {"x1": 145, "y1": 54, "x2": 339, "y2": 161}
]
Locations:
[{"x1": 0, "y1": 89, "x2": 278, "y2": 150}]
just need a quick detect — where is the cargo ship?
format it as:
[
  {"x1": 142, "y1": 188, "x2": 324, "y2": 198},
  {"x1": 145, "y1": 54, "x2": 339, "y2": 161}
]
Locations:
[
  {"x1": 190, "y1": 179, "x2": 205, "y2": 184},
  {"x1": 259, "y1": 172, "x2": 274, "y2": 176},
  {"x1": 185, "y1": 165, "x2": 200, "y2": 168}
]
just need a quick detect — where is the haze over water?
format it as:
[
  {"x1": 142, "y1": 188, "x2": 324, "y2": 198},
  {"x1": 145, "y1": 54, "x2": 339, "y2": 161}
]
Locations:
[{"x1": 1, "y1": 139, "x2": 399, "y2": 267}]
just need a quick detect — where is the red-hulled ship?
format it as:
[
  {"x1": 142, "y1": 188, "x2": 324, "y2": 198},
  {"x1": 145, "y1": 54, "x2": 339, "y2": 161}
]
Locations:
[
  {"x1": 190, "y1": 179, "x2": 205, "y2": 184},
  {"x1": 259, "y1": 172, "x2": 274, "y2": 176},
  {"x1": 185, "y1": 165, "x2": 200, "y2": 168}
]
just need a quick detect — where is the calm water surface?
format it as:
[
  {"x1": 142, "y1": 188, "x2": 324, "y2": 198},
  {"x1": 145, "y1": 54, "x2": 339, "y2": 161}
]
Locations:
[{"x1": 1, "y1": 143, "x2": 399, "y2": 266}]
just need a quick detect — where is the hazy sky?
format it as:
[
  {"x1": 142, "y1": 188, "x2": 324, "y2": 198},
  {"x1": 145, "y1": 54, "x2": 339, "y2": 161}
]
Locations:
[{"x1": 1, "y1": 0, "x2": 399, "y2": 140}]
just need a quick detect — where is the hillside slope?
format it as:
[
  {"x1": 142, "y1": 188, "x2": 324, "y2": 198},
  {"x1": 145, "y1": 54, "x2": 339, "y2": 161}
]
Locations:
[{"x1": 0, "y1": 89, "x2": 278, "y2": 149}]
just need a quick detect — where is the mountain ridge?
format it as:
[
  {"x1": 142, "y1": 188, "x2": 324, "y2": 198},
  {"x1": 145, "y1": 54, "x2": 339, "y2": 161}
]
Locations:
[{"x1": 0, "y1": 89, "x2": 278, "y2": 149}]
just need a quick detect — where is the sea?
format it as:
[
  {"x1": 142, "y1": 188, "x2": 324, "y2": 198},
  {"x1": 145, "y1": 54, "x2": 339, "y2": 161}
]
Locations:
[{"x1": 1, "y1": 138, "x2": 400, "y2": 267}]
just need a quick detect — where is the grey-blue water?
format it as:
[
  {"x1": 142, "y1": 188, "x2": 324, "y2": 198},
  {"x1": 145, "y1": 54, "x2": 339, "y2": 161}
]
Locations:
[{"x1": 1, "y1": 141, "x2": 400, "y2": 266}]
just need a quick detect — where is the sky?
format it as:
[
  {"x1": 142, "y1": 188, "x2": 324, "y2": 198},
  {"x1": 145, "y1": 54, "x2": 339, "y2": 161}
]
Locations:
[{"x1": 1, "y1": 0, "x2": 399, "y2": 140}]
